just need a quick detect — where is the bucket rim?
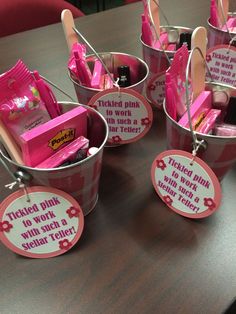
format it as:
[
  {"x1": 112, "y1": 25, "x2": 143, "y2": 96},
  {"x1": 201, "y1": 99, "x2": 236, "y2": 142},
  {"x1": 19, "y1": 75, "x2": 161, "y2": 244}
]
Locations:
[
  {"x1": 207, "y1": 17, "x2": 236, "y2": 35},
  {"x1": 0, "y1": 102, "x2": 109, "y2": 172},
  {"x1": 68, "y1": 51, "x2": 149, "y2": 92},
  {"x1": 140, "y1": 25, "x2": 193, "y2": 53},
  {"x1": 163, "y1": 82, "x2": 236, "y2": 140}
]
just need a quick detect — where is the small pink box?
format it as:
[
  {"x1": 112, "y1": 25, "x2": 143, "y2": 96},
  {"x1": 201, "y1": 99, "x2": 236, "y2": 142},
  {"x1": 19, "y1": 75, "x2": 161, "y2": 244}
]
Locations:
[{"x1": 20, "y1": 106, "x2": 87, "y2": 167}]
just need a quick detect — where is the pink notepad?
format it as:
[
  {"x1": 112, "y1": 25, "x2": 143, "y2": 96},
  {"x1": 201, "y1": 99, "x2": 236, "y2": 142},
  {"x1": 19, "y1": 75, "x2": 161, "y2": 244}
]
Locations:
[{"x1": 20, "y1": 106, "x2": 87, "y2": 167}]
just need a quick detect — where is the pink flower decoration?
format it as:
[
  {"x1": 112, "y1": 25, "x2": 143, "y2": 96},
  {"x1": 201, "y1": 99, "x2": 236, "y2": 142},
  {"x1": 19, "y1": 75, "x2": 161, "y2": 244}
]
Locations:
[
  {"x1": 206, "y1": 54, "x2": 212, "y2": 62},
  {"x1": 59, "y1": 239, "x2": 72, "y2": 251},
  {"x1": 141, "y1": 117, "x2": 151, "y2": 126},
  {"x1": 90, "y1": 104, "x2": 98, "y2": 110},
  {"x1": 66, "y1": 206, "x2": 80, "y2": 218},
  {"x1": 0, "y1": 221, "x2": 13, "y2": 233},
  {"x1": 112, "y1": 135, "x2": 122, "y2": 143},
  {"x1": 148, "y1": 84, "x2": 156, "y2": 91},
  {"x1": 163, "y1": 195, "x2": 173, "y2": 205},
  {"x1": 156, "y1": 159, "x2": 167, "y2": 170},
  {"x1": 204, "y1": 197, "x2": 216, "y2": 210}
]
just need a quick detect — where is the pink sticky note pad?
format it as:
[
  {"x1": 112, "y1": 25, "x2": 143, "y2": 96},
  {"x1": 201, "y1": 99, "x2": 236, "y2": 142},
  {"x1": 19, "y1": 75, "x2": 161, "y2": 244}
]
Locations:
[
  {"x1": 20, "y1": 106, "x2": 87, "y2": 167},
  {"x1": 178, "y1": 91, "x2": 212, "y2": 128}
]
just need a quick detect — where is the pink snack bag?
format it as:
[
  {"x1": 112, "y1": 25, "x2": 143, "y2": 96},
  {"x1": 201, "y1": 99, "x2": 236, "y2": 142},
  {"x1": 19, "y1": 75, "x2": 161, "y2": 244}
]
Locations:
[
  {"x1": 0, "y1": 60, "x2": 51, "y2": 145},
  {"x1": 36, "y1": 136, "x2": 89, "y2": 169},
  {"x1": 20, "y1": 106, "x2": 87, "y2": 167}
]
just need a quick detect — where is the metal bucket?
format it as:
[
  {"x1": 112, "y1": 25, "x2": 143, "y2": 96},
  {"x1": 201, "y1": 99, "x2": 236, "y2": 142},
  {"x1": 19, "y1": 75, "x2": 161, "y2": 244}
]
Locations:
[
  {"x1": 69, "y1": 52, "x2": 149, "y2": 104},
  {"x1": 207, "y1": 16, "x2": 235, "y2": 48},
  {"x1": 141, "y1": 25, "x2": 193, "y2": 109},
  {"x1": 0, "y1": 102, "x2": 109, "y2": 216},
  {"x1": 164, "y1": 82, "x2": 236, "y2": 181}
]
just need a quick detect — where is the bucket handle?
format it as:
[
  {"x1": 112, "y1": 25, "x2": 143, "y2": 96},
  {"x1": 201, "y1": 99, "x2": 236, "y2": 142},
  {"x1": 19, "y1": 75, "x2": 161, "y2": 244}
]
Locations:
[
  {"x1": 35, "y1": 74, "x2": 76, "y2": 102},
  {"x1": 184, "y1": 47, "x2": 212, "y2": 157},
  {"x1": 72, "y1": 27, "x2": 119, "y2": 88}
]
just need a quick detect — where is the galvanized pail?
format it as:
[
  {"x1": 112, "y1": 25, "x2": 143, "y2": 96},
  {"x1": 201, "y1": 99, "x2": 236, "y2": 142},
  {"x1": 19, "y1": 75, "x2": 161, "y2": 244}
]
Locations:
[
  {"x1": 164, "y1": 82, "x2": 236, "y2": 181},
  {"x1": 69, "y1": 52, "x2": 149, "y2": 104},
  {"x1": 0, "y1": 102, "x2": 109, "y2": 215}
]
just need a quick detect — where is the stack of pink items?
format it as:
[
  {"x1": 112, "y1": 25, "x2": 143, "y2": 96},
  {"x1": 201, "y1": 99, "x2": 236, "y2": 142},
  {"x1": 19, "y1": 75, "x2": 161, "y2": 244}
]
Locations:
[
  {"x1": 68, "y1": 43, "x2": 131, "y2": 89},
  {"x1": 0, "y1": 60, "x2": 92, "y2": 168}
]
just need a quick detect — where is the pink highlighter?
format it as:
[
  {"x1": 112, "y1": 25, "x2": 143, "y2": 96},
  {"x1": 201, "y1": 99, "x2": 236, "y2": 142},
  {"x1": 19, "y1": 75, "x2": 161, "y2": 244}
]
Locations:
[
  {"x1": 141, "y1": 14, "x2": 154, "y2": 47},
  {"x1": 91, "y1": 59, "x2": 105, "y2": 89},
  {"x1": 20, "y1": 106, "x2": 87, "y2": 167},
  {"x1": 33, "y1": 71, "x2": 61, "y2": 118},
  {"x1": 165, "y1": 72, "x2": 177, "y2": 121},
  {"x1": 74, "y1": 50, "x2": 92, "y2": 87},
  {"x1": 178, "y1": 91, "x2": 212, "y2": 129},
  {"x1": 210, "y1": 0, "x2": 219, "y2": 27}
]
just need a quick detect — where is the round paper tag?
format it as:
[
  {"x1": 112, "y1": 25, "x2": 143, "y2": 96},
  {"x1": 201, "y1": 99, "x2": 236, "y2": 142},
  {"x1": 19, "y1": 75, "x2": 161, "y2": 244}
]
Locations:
[
  {"x1": 151, "y1": 150, "x2": 222, "y2": 218},
  {"x1": 88, "y1": 87, "x2": 153, "y2": 145},
  {"x1": 0, "y1": 186, "x2": 84, "y2": 258},
  {"x1": 206, "y1": 44, "x2": 236, "y2": 87},
  {"x1": 146, "y1": 71, "x2": 166, "y2": 109}
]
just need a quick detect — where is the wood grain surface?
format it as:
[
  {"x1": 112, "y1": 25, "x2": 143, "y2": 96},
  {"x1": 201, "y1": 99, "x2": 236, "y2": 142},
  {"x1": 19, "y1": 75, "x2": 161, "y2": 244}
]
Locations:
[{"x1": 0, "y1": 1, "x2": 236, "y2": 314}]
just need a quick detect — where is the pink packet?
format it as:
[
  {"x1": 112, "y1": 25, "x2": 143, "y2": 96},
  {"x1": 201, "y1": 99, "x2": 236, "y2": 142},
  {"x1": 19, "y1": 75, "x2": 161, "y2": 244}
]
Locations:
[
  {"x1": 214, "y1": 123, "x2": 236, "y2": 136},
  {"x1": 178, "y1": 91, "x2": 212, "y2": 129},
  {"x1": 196, "y1": 109, "x2": 221, "y2": 134},
  {"x1": 36, "y1": 136, "x2": 89, "y2": 169},
  {"x1": 0, "y1": 60, "x2": 51, "y2": 145},
  {"x1": 20, "y1": 106, "x2": 87, "y2": 167}
]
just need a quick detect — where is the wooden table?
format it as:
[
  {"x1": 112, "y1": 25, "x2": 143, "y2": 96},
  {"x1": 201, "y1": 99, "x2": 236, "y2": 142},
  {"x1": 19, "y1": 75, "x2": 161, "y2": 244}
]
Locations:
[{"x1": 0, "y1": 1, "x2": 236, "y2": 313}]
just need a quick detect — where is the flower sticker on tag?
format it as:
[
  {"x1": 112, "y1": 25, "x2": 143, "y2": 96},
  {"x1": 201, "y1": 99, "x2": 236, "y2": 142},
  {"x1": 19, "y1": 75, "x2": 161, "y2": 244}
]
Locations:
[
  {"x1": 206, "y1": 44, "x2": 236, "y2": 87},
  {"x1": 151, "y1": 150, "x2": 222, "y2": 218},
  {"x1": 146, "y1": 71, "x2": 166, "y2": 109},
  {"x1": 0, "y1": 186, "x2": 84, "y2": 258},
  {"x1": 88, "y1": 87, "x2": 153, "y2": 145}
]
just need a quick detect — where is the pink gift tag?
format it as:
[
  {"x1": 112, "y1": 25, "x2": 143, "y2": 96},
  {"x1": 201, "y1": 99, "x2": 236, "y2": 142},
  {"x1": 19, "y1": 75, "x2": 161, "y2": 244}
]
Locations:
[
  {"x1": 88, "y1": 87, "x2": 153, "y2": 145},
  {"x1": 0, "y1": 186, "x2": 84, "y2": 258},
  {"x1": 146, "y1": 71, "x2": 166, "y2": 109},
  {"x1": 206, "y1": 44, "x2": 236, "y2": 87},
  {"x1": 151, "y1": 150, "x2": 222, "y2": 218}
]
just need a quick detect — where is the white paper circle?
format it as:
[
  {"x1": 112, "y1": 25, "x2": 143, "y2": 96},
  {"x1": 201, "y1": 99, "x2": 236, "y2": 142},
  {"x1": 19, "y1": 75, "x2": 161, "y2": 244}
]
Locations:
[{"x1": 151, "y1": 150, "x2": 222, "y2": 218}]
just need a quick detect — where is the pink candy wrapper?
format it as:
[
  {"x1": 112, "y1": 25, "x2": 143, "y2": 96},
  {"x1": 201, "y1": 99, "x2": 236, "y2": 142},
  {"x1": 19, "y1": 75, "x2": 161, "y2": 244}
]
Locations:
[
  {"x1": 0, "y1": 60, "x2": 51, "y2": 145},
  {"x1": 37, "y1": 136, "x2": 89, "y2": 168}
]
